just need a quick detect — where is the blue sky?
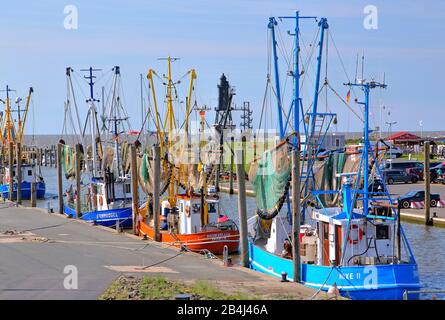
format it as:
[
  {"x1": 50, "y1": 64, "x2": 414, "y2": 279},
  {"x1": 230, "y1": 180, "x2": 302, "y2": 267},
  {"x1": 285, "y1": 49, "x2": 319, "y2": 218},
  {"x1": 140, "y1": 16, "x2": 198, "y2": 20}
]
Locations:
[{"x1": 0, "y1": 0, "x2": 444, "y2": 135}]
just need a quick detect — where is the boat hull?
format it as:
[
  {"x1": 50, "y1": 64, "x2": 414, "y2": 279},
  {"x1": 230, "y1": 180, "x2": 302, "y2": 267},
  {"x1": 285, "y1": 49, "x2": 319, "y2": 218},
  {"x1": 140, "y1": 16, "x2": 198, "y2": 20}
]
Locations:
[
  {"x1": 249, "y1": 241, "x2": 421, "y2": 300},
  {"x1": 0, "y1": 181, "x2": 46, "y2": 200},
  {"x1": 63, "y1": 204, "x2": 133, "y2": 228},
  {"x1": 139, "y1": 221, "x2": 239, "y2": 255}
]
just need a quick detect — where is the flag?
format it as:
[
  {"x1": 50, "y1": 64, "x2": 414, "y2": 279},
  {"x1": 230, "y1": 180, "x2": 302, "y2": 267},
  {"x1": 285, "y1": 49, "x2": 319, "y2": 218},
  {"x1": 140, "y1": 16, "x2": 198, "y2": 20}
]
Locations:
[{"x1": 346, "y1": 90, "x2": 351, "y2": 104}]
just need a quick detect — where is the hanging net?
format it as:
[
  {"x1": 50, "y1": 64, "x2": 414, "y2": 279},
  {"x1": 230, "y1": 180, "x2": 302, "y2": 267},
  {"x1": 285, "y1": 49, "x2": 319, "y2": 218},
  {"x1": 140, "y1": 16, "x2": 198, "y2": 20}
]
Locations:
[
  {"x1": 138, "y1": 150, "x2": 172, "y2": 196},
  {"x1": 61, "y1": 145, "x2": 77, "y2": 179},
  {"x1": 249, "y1": 142, "x2": 291, "y2": 220}
]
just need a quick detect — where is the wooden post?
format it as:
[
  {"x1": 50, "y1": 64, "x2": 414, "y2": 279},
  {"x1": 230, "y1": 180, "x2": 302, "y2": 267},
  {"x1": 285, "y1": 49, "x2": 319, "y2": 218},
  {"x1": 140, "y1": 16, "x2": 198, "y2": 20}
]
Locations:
[
  {"x1": 291, "y1": 149, "x2": 301, "y2": 282},
  {"x1": 396, "y1": 207, "x2": 401, "y2": 261},
  {"x1": 75, "y1": 144, "x2": 82, "y2": 218},
  {"x1": 8, "y1": 142, "x2": 14, "y2": 201},
  {"x1": 16, "y1": 142, "x2": 22, "y2": 205},
  {"x1": 424, "y1": 141, "x2": 432, "y2": 225},
  {"x1": 57, "y1": 143, "x2": 64, "y2": 214},
  {"x1": 49, "y1": 146, "x2": 53, "y2": 167},
  {"x1": 31, "y1": 182, "x2": 37, "y2": 207},
  {"x1": 229, "y1": 136, "x2": 234, "y2": 194},
  {"x1": 153, "y1": 144, "x2": 161, "y2": 242},
  {"x1": 235, "y1": 149, "x2": 249, "y2": 268},
  {"x1": 130, "y1": 144, "x2": 139, "y2": 234}
]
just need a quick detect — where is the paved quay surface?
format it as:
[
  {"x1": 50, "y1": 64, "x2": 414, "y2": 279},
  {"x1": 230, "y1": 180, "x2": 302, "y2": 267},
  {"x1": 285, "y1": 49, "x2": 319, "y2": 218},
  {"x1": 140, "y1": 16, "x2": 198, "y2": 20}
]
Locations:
[{"x1": 0, "y1": 203, "x2": 319, "y2": 300}]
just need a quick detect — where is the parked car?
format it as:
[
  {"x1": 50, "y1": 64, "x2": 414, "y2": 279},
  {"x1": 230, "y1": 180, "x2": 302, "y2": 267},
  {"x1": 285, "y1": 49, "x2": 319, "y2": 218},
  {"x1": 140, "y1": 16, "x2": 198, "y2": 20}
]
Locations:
[
  {"x1": 397, "y1": 190, "x2": 441, "y2": 209},
  {"x1": 384, "y1": 160, "x2": 423, "y2": 172},
  {"x1": 383, "y1": 169, "x2": 418, "y2": 184},
  {"x1": 368, "y1": 179, "x2": 385, "y2": 192},
  {"x1": 430, "y1": 163, "x2": 445, "y2": 183},
  {"x1": 408, "y1": 167, "x2": 424, "y2": 181}
]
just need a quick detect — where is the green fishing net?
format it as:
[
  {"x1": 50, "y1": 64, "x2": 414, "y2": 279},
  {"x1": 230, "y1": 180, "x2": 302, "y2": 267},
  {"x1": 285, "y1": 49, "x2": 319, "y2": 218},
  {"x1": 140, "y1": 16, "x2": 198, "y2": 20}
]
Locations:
[{"x1": 249, "y1": 143, "x2": 290, "y2": 218}]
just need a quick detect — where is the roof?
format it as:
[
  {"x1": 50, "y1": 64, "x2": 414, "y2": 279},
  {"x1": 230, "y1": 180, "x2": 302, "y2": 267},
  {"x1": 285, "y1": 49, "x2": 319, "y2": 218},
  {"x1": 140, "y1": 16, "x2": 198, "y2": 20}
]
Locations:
[{"x1": 386, "y1": 131, "x2": 422, "y2": 142}]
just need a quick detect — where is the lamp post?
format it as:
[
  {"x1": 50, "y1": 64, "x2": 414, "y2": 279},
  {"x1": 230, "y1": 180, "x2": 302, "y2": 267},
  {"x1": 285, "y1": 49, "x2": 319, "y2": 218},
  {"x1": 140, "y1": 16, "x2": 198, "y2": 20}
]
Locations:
[
  {"x1": 419, "y1": 120, "x2": 423, "y2": 139},
  {"x1": 386, "y1": 121, "x2": 397, "y2": 160}
]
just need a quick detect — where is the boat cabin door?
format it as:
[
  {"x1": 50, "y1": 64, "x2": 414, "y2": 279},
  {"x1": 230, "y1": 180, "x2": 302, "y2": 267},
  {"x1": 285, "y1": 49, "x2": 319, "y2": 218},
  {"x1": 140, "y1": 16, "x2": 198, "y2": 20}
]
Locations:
[{"x1": 322, "y1": 222, "x2": 330, "y2": 266}]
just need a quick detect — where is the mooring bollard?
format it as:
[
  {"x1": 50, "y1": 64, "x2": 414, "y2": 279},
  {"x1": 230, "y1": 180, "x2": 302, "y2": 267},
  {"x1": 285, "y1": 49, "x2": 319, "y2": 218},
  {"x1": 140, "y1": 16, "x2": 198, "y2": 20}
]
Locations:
[
  {"x1": 31, "y1": 182, "x2": 37, "y2": 207},
  {"x1": 223, "y1": 245, "x2": 232, "y2": 267},
  {"x1": 175, "y1": 294, "x2": 191, "y2": 300},
  {"x1": 281, "y1": 272, "x2": 289, "y2": 282},
  {"x1": 116, "y1": 219, "x2": 120, "y2": 233},
  {"x1": 47, "y1": 201, "x2": 54, "y2": 213}
]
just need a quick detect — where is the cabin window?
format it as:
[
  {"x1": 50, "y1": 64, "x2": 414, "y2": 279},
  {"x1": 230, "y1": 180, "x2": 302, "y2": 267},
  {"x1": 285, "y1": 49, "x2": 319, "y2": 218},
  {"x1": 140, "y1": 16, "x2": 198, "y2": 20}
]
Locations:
[
  {"x1": 28, "y1": 170, "x2": 33, "y2": 176},
  {"x1": 180, "y1": 202, "x2": 184, "y2": 213},
  {"x1": 208, "y1": 203, "x2": 216, "y2": 213},
  {"x1": 124, "y1": 184, "x2": 131, "y2": 194},
  {"x1": 376, "y1": 225, "x2": 389, "y2": 240},
  {"x1": 192, "y1": 203, "x2": 200, "y2": 214},
  {"x1": 335, "y1": 138, "x2": 340, "y2": 147}
]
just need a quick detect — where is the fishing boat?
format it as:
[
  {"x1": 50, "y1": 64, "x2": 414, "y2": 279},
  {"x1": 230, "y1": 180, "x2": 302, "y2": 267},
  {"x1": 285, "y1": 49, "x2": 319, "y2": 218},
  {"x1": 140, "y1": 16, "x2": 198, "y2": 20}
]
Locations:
[
  {"x1": 136, "y1": 57, "x2": 239, "y2": 254},
  {"x1": 0, "y1": 86, "x2": 46, "y2": 200},
  {"x1": 247, "y1": 12, "x2": 420, "y2": 300},
  {"x1": 0, "y1": 165, "x2": 45, "y2": 199},
  {"x1": 61, "y1": 66, "x2": 134, "y2": 228}
]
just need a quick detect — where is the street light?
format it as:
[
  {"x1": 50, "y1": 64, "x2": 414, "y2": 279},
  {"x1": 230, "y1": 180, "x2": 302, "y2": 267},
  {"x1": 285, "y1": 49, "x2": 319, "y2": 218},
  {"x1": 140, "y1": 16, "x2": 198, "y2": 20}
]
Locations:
[
  {"x1": 386, "y1": 121, "x2": 397, "y2": 160},
  {"x1": 419, "y1": 120, "x2": 423, "y2": 139}
]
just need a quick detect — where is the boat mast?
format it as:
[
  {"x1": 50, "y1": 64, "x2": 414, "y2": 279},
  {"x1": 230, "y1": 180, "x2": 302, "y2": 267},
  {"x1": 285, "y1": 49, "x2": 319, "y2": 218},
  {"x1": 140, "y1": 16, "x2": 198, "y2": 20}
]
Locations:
[
  {"x1": 346, "y1": 80, "x2": 386, "y2": 213},
  {"x1": 81, "y1": 67, "x2": 101, "y2": 177},
  {"x1": 157, "y1": 56, "x2": 180, "y2": 206},
  {"x1": 268, "y1": 17, "x2": 285, "y2": 139}
]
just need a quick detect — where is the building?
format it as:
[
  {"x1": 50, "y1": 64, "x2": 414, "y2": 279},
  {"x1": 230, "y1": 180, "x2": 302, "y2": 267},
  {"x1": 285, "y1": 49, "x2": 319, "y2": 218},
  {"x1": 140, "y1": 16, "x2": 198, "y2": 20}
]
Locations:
[{"x1": 300, "y1": 133, "x2": 345, "y2": 151}]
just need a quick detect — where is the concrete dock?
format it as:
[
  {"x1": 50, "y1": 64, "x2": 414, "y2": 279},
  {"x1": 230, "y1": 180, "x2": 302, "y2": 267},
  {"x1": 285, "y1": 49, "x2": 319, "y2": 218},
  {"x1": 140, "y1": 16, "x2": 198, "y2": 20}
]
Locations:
[{"x1": 0, "y1": 202, "x2": 321, "y2": 300}]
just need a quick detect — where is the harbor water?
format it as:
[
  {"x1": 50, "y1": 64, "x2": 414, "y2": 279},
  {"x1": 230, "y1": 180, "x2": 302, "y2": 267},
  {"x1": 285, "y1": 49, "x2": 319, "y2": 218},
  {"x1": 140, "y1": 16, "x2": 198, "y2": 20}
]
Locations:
[{"x1": 35, "y1": 167, "x2": 445, "y2": 299}]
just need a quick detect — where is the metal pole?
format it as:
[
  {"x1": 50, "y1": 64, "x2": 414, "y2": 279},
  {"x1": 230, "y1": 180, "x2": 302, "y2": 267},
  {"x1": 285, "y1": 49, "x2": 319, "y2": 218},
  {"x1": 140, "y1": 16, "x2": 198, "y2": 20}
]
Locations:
[
  {"x1": 16, "y1": 143, "x2": 22, "y2": 204},
  {"x1": 153, "y1": 144, "x2": 161, "y2": 242},
  {"x1": 8, "y1": 142, "x2": 14, "y2": 201},
  {"x1": 130, "y1": 144, "x2": 139, "y2": 235},
  {"x1": 235, "y1": 149, "x2": 249, "y2": 268},
  {"x1": 268, "y1": 17, "x2": 285, "y2": 138},
  {"x1": 57, "y1": 143, "x2": 64, "y2": 214},
  {"x1": 396, "y1": 207, "x2": 401, "y2": 260},
  {"x1": 363, "y1": 85, "x2": 370, "y2": 214},
  {"x1": 75, "y1": 144, "x2": 82, "y2": 219},
  {"x1": 229, "y1": 136, "x2": 234, "y2": 194},
  {"x1": 424, "y1": 141, "x2": 432, "y2": 225},
  {"x1": 291, "y1": 148, "x2": 301, "y2": 282}
]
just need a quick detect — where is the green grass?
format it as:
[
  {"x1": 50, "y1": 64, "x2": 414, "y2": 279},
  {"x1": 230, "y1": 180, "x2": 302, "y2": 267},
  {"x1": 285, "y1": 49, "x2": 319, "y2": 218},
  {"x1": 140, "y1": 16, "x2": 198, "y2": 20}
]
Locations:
[{"x1": 99, "y1": 275, "x2": 252, "y2": 300}]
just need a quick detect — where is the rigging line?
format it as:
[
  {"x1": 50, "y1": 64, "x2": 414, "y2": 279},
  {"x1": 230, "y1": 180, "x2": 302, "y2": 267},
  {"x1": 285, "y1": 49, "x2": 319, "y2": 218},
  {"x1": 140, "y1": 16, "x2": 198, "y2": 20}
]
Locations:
[
  {"x1": 258, "y1": 75, "x2": 271, "y2": 130},
  {"x1": 71, "y1": 70, "x2": 89, "y2": 100},
  {"x1": 299, "y1": 26, "x2": 320, "y2": 90},
  {"x1": 275, "y1": 22, "x2": 292, "y2": 70},
  {"x1": 269, "y1": 78, "x2": 294, "y2": 134},
  {"x1": 327, "y1": 83, "x2": 363, "y2": 122},
  {"x1": 328, "y1": 31, "x2": 358, "y2": 99},
  {"x1": 68, "y1": 74, "x2": 84, "y2": 142}
]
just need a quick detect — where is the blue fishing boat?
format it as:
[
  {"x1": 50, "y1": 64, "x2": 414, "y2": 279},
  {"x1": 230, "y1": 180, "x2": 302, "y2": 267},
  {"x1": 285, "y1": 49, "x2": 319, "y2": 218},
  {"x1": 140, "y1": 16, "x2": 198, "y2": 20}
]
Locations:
[
  {"x1": 0, "y1": 164, "x2": 46, "y2": 200},
  {"x1": 247, "y1": 12, "x2": 420, "y2": 300},
  {"x1": 61, "y1": 66, "x2": 135, "y2": 229}
]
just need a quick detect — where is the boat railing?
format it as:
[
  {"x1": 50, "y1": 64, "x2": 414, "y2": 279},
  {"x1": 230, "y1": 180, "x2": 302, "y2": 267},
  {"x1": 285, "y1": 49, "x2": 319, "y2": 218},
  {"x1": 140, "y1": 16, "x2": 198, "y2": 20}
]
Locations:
[{"x1": 403, "y1": 289, "x2": 445, "y2": 300}]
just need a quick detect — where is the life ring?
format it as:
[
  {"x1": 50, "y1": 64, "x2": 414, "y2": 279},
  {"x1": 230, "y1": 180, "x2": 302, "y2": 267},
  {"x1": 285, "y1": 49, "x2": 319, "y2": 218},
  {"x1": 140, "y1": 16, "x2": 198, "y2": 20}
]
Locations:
[
  {"x1": 347, "y1": 224, "x2": 364, "y2": 245},
  {"x1": 98, "y1": 196, "x2": 104, "y2": 206},
  {"x1": 185, "y1": 205, "x2": 190, "y2": 217}
]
